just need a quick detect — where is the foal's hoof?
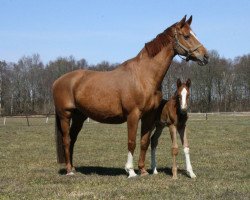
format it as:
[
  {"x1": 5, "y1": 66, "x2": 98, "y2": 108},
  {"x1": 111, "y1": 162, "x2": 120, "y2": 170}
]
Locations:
[
  {"x1": 152, "y1": 168, "x2": 158, "y2": 175},
  {"x1": 66, "y1": 171, "x2": 75, "y2": 176},
  {"x1": 172, "y1": 176, "x2": 178, "y2": 180},
  {"x1": 188, "y1": 171, "x2": 197, "y2": 179}
]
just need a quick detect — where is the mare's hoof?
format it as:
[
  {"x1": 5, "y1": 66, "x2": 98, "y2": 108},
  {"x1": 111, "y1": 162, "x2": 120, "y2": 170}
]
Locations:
[
  {"x1": 140, "y1": 169, "x2": 149, "y2": 176},
  {"x1": 125, "y1": 168, "x2": 138, "y2": 178},
  {"x1": 66, "y1": 171, "x2": 75, "y2": 176},
  {"x1": 172, "y1": 176, "x2": 178, "y2": 180},
  {"x1": 128, "y1": 173, "x2": 138, "y2": 178}
]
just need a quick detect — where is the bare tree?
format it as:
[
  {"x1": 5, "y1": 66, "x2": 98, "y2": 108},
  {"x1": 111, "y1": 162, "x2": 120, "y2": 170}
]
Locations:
[{"x1": 1, "y1": 51, "x2": 249, "y2": 115}]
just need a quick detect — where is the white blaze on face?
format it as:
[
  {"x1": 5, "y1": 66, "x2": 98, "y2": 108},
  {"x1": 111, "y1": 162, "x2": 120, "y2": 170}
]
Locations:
[
  {"x1": 190, "y1": 30, "x2": 199, "y2": 41},
  {"x1": 181, "y1": 88, "x2": 188, "y2": 110}
]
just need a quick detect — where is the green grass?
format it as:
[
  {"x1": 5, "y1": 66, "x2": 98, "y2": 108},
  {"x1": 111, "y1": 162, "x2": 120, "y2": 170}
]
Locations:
[{"x1": 0, "y1": 115, "x2": 249, "y2": 199}]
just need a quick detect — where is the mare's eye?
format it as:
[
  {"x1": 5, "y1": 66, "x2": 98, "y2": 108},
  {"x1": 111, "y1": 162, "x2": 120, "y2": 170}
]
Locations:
[{"x1": 184, "y1": 35, "x2": 190, "y2": 40}]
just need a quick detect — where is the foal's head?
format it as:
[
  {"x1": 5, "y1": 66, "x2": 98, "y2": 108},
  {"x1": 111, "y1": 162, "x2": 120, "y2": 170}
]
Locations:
[
  {"x1": 176, "y1": 78, "x2": 191, "y2": 113},
  {"x1": 173, "y1": 15, "x2": 209, "y2": 66}
]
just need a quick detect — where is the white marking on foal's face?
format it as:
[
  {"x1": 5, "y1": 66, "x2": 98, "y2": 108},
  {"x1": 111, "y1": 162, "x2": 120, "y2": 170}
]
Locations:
[
  {"x1": 190, "y1": 30, "x2": 199, "y2": 41},
  {"x1": 181, "y1": 88, "x2": 187, "y2": 110}
]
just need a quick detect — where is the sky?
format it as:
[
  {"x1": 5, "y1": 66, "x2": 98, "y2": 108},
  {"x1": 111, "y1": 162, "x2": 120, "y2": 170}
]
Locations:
[{"x1": 1, "y1": 0, "x2": 250, "y2": 65}]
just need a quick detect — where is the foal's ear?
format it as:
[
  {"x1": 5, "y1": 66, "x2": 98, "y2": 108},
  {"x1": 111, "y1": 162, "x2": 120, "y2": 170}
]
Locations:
[
  {"x1": 177, "y1": 15, "x2": 186, "y2": 28},
  {"x1": 177, "y1": 78, "x2": 182, "y2": 88},
  {"x1": 186, "y1": 79, "x2": 191, "y2": 88},
  {"x1": 186, "y1": 15, "x2": 192, "y2": 26}
]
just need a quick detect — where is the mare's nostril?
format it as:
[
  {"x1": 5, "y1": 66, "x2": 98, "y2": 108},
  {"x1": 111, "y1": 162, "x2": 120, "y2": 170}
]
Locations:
[{"x1": 204, "y1": 54, "x2": 209, "y2": 61}]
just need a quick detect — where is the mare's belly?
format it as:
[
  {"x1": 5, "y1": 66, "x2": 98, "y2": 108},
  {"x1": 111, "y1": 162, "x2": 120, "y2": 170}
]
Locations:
[
  {"x1": 76, "y1": 97, "x2": 126, "y2": 124},
  {"x1": 90, "y1": 115, "x2": 127, "y2": 124}
]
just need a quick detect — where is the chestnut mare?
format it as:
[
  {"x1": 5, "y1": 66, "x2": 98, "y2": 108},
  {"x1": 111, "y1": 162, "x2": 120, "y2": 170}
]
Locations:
[
  {"x1": 53, "y1": 15, "x2": 208, "y2": 177},
  {"x1": 150, "y1": 79, "x2": 196, "y2": 179}
]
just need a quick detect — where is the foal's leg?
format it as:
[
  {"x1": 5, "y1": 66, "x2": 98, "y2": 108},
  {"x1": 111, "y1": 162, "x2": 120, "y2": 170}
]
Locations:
[
  {"x1": 138, "y1": 112, "x2": 156, "y2": 176},
  {"x1": 150, "y1": 125, "x2": 164, "y2": 174},
  {"x1": 179, "y1": 126, "x2": 196, "y2": 178},
  {"x1": 69, "y1": 111, "x2": 87, "y2": 173},
  {"x1": 169, "y1": 125, "x2": 178, "y2": 179},
  {"x1": 125, "y1": 109, "x2": 140, "y2": 178}
]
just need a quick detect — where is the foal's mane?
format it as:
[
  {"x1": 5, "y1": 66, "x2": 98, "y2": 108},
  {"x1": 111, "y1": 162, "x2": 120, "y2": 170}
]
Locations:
[{"x1": 145, "y1": 24, "x2": 175, "y2": 57}]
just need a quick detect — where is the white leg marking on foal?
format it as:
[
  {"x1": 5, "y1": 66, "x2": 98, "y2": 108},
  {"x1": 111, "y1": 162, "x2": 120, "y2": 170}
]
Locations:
[
  {"x1": 181, "y1": 88, "x2": 187, "y2": 110},
  {"x1": 125, "y1": 151, "x2": 137, "y2": 178},
  {"x1": 151, "y1": 148, "x2": 158, "y2": 174},
  {"x1": 184, "y1": 147, "x2": 196, "y2": 178}
]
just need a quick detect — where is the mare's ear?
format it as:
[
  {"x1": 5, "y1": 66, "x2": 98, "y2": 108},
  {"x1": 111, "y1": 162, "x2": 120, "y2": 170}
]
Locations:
[
  {"x1": 186, "y1": 15, "x2": 192, "y2": 26},
  {"x1": 186, "y1": 79, "x2": 191, "y2": 88},
  {"x1": 177, "y1": 78, "x2": 182, "y2": 88},
  {"x1": 176, "y1": 15, "x2": 186, "y2": 29}
]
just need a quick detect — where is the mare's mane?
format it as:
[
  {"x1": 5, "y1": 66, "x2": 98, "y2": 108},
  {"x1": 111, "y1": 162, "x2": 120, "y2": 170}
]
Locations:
[{"x1": 145, "y1": 24, "x2": 175, "y2": 57}]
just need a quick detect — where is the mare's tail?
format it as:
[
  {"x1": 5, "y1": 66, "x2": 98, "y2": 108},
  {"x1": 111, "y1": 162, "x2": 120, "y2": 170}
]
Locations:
[{"x1": 55, "y1": 112, "x2": 65, "y2": 163}]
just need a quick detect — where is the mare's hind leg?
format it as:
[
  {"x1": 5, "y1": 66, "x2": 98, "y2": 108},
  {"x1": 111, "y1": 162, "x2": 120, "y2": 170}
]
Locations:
[
  {"x1": 169, "y1": 125, "x2": 178, "y2": 179},
  {"x1": 150, "y1": 124, "x2": 164, "y2": 174},
  {"x1": 178, "y1": 126, "x2": 196, "y2": 178},
  {"x1": 69, "y1": 110, "x2": 87, "y2": 173},
  {"x1": 59, "y1": 111, "x2": 73, "y2": 175}
]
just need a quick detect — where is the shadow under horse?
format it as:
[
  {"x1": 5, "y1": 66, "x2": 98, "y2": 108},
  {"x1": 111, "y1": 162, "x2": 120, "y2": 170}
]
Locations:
[{"x1": 52, "y1": 15, "x2": 208, "y2": 177}]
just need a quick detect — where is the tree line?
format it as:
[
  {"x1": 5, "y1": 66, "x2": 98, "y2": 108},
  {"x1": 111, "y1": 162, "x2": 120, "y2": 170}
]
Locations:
[{"x1": 0, "y1": 50, "x2": 249, "y2": 115}]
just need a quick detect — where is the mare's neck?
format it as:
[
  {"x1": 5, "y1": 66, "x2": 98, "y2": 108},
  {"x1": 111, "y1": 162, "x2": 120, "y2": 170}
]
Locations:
[{"x1": 137, "y1": 45, "x2": 175, "y2": 90}]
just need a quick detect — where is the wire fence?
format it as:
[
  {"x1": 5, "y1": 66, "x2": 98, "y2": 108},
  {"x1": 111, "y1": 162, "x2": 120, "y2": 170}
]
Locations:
[
  {"x1": 0, "y1": 114, "x2": 99, "y2": 126},
  {"x1": 1, "y1": 112, "x2": 250, "y2": 127}
]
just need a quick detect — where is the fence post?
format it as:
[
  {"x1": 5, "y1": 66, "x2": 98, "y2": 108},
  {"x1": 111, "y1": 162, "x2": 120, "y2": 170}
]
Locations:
[
  {"x1": 26, "y1": 115, "x2": 30, "y2": 126},
  {"x1": 46, "y1": 116, "x2": 49, "y2": 124}
]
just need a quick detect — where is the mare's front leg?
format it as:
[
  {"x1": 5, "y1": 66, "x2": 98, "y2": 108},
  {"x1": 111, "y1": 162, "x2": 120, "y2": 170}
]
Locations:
[
  {"x1": 179, "y1": 126, "x2": 196, "y2": 178},
  {"x1": 125, "y1": 109, "x2": 141, "y2": 178},
  {"x1": 169, "y1": 125, "x2": 178, "y2": 179},
  {"x1": 138, "y1": 112, "x2": 156, "y2": 176},
  {"x1": 150, "y1": 124, "x2": 164, "y2": 174}
]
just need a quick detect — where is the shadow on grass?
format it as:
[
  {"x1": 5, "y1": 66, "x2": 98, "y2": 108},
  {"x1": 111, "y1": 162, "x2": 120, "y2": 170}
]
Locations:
[
  {"x1": 59, "y1": 166, "x2": 127, "y2": 176},
  {"x1": 59, "y1": 166, "x2": 189, "y2": 177}
]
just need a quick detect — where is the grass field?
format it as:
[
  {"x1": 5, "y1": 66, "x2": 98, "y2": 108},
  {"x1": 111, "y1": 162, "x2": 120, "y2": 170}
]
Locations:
[{"x1": 0, "y1": 114, "x2": 249, "y2": 199}]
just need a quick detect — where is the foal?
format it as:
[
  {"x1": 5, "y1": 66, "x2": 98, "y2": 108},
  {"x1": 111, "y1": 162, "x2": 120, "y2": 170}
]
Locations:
[{"x1": 151, "y1": 79, "x2": 196, "y2": 179}]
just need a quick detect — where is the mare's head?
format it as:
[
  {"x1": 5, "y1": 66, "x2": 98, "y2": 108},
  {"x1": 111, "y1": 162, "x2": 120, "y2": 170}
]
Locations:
[
  {"x1": 173, "y1": 15, "x2": 209, "y2": 65},
  {"x1": 176, "y1": 78, "x2": 191, "y2": 113}
]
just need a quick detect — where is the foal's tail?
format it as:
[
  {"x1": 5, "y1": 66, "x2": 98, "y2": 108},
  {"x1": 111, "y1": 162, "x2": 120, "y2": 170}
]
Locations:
[{"x1": 55, "y1": 112, "x2": 65, "y2": 163}]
